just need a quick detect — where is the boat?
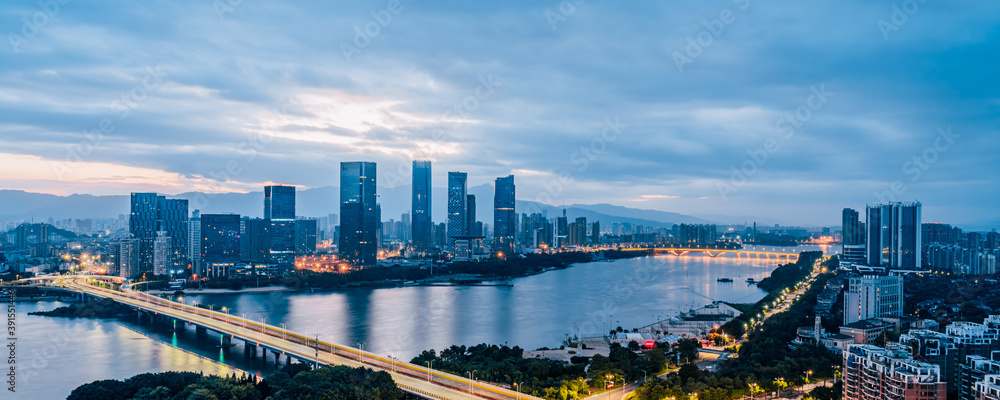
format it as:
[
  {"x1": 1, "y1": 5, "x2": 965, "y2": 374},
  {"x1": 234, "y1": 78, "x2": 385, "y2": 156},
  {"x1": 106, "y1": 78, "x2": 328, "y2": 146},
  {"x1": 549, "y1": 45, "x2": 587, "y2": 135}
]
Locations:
[
  {"x1": 717, "y1": 278, "x2": 734, "y2": 283},
  {"x1": 746, "y1": 278, "x2": 757, "y2": 284}
]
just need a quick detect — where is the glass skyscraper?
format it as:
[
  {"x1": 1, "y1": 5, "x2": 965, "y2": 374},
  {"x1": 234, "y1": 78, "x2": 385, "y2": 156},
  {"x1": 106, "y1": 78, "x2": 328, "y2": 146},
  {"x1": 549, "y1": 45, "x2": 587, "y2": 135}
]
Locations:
[
  {"x1": 447, "y1": 172, "x2": 468, "y2": 250},
  {"x1": 265, "y1": 185, "x2": 296, "y2": 270},
  {"x1": 340, "y1": 162, "x2": 378, "y2": 267},
  {"x1": 129, "y1": 193, "x2": 189, "y2": 276},
  {"x1": 866, "y1": 202, "x2": 922, "y2": 269},
  {"x1": 200, "y1": 213, "x2": 241, "y2": 277},
  {"x1": 411, "y1": 161, "x2": 432, "y2": 251},
  {"x1": 494, "y1": 175, "x2": 516, "y2": 256}
]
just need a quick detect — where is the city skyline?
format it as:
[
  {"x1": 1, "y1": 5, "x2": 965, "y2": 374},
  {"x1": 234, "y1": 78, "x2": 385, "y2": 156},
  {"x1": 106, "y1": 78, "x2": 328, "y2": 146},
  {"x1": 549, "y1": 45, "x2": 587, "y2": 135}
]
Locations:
[{"x1": 1, "y1": 2, "x2": 997, "y2": 227}]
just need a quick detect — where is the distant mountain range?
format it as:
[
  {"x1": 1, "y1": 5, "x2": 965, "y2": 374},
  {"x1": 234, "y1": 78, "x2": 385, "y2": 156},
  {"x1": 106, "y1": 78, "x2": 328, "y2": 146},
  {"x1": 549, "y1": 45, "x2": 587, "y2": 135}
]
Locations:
[{"x1": 0, "y1": 187, "x2": 761, "y2": 229}]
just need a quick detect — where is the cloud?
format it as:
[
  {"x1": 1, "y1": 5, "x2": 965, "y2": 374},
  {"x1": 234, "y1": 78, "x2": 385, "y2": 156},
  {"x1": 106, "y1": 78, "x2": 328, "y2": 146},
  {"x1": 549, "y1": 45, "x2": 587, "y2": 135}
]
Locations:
[{"x1": 0, "y1": 0, "x2": 998, "y2": 225}]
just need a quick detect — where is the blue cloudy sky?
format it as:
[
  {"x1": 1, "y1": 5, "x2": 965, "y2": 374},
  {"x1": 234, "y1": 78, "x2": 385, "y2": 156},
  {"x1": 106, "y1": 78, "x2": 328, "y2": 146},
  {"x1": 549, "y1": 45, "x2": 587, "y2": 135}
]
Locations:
[{"x1": 0, "y1": 0, "x2": 997, "y2": 226}]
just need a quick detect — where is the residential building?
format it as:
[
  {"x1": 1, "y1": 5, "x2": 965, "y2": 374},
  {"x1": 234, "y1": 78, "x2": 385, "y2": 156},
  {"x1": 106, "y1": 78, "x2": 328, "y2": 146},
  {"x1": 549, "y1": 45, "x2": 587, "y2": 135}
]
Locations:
[
  {"x1": 845, "y1": 275, "x2": 904, "y2": 324},
  {"x1": 867, "y1": 202, "x2": 922, "y2": 269},
  {"x1": 843, "y1": 344, "x2": 947, "y2": 400}
]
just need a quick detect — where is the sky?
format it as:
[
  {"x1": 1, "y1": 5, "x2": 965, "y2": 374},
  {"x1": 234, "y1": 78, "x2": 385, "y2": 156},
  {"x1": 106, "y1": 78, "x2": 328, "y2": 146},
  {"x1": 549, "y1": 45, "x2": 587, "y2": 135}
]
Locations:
[{"x1": 0, "y1": 0, "x2": 997, "y2": 226}]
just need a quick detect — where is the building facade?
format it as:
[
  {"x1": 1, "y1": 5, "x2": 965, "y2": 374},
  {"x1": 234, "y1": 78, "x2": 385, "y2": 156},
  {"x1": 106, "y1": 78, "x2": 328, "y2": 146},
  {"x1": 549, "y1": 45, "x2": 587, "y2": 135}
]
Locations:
[
  {"x1": 867, "y1": 202, "x2": 922, "y2": 269},
  {"x1": 411, "y1": 160, "x2": 432, "y2": 251},
  {"x1": 339, "y1": 162, "x2": 378, "y2": 267},
  {"x1": 447, "y1": 172, "x2": 468, "y2": 251},
  {"x1": 493, "y1": 175, "x2": 516, "y2": 256},
  {"x1": 845, "y1": 275, "x2": 905, "y2": 325},
  {"x1": 265, "y1": 185, "x2": 296, "y2": 270},
  {"x1": 843, "y1": 344, "x2": 947, "y2": 400},
  {"x1": 200, "y1": 214, "x2": 241, "y2": 277}
]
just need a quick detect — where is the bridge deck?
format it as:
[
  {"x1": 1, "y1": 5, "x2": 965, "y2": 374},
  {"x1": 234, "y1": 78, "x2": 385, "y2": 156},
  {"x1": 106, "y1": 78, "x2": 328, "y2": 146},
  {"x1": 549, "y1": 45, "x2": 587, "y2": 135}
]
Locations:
[{"x1": 54, "y1": 278, "x2": 536, "y2": 400}]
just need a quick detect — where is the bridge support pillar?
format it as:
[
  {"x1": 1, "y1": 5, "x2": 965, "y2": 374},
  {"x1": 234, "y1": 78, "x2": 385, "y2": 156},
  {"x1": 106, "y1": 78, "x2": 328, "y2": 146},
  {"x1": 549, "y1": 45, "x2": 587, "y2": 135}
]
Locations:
[
  {"x1": 221, "y1": 335, "x2": 232, "y2": 348},
  {"x1": 273, "y1": 351, "x2": 281, "y2": 367},
  {"x1": 196, "y1": 326, "x2": 207, "y2": 336},
  {"x1": 245, "y1": 343, "x2": 258, "y2": 359},
  {"x1": 173, "y1": 320, "x2": 186, "y2": 332}
]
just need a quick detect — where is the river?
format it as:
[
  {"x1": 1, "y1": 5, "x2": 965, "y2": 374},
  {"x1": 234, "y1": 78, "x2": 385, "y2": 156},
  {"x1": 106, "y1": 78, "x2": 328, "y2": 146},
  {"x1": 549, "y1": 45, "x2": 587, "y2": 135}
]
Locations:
[{"x1": 15, "y1": 246, "x2": 833, "y2": 399}]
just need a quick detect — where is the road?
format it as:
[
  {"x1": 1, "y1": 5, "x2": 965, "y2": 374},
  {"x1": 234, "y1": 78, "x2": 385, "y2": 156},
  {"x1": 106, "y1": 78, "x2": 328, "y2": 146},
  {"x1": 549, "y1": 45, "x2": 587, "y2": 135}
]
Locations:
[{"x1": 51, "y1": 276, "x2": 540, "y2": 400}]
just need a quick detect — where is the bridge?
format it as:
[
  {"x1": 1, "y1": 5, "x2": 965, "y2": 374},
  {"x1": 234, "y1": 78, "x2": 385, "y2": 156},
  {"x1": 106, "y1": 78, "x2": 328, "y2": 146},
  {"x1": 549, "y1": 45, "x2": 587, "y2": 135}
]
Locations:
[
  {"x1": 17, "y1": 276, "x2": 541, "y2": 400},
  {"x1": 620, "y1": 247, "x2": 799, "y2": 260}
]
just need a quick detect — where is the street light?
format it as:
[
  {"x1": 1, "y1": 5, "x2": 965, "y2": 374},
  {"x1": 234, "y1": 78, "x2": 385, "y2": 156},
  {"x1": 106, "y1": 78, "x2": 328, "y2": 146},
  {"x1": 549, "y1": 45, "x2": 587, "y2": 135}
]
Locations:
[
  {"x1": 358, "y1": 343, "x2": 365, "y2": 364},
  {"x1": 468, "y1": 370, "x2": 477, "y2": 394},
  {"x1": 514, "y1": 382, "x2": 522, "y2": 400},
  {"x1": 426, "y1": 361, "x2": 433, "y2": 382}
]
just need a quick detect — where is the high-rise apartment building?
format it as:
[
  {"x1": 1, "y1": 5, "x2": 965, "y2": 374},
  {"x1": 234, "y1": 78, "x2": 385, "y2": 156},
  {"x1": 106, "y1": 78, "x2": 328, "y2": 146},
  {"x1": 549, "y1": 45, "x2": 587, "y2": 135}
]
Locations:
[
  {"x1": 843, "y1": 208, "x2": 867, "y2": 264},
  {"x1": 867, "y1": 202, "x2": 922, "y2": 269},
  {"x1": 843, "y1": 345, "x2": 947, "y2": 400},
  {"x1": 411, "y1": 161, "x2": 432, "y2": 251},
  {"x1": 340, "y1": 162, "x2": 378, "y2": 267},
  {"x1": 844, "y1": 275, "x2": 904, "y2": 325}
]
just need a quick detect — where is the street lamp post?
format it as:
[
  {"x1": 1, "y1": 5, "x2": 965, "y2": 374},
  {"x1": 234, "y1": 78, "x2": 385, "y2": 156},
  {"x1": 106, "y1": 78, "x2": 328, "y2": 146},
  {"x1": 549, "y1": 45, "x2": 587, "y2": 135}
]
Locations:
[
  {"x1": 468, "y1": 370, "x2": 477, "y2": 394},
  {"x1": 358, "y1": 343, "x2": 365, "y2": 364},
  {"x1": 426, "y1": 361, "x2": 433, "y2": 382}
]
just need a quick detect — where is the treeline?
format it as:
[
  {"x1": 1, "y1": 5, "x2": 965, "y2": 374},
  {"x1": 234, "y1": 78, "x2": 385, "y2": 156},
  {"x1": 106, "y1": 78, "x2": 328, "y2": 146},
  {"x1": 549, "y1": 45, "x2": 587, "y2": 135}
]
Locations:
[
  {"x1": 287, "y1": 251, "x2": 619, "y2": 290},
  {"x1": 29, "y1": 298, "x2": 132, "y2": 319},
  {"x1": 410, "y1": 342, "x2": 670, "y2": 400},
  {"x1": 67, "y1": 364, "x2": 404, "y2": 400}
]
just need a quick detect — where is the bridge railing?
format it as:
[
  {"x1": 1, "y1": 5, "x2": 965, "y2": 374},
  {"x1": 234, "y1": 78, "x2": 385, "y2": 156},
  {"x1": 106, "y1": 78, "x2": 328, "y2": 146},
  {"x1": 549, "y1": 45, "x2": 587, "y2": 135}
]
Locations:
[{"x1": 70, "y1": 278, "x2": 536, "y2": 400}]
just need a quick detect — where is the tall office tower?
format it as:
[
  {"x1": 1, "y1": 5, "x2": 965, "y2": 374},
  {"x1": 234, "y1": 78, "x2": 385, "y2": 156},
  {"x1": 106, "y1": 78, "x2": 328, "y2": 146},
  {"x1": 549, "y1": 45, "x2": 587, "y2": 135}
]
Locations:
[
  {"x1": 844, "y1": 275, "x2": 904, "y2": 325},
  {"x1": 240, "y1": 217, "x2": 269, "y2": 263},
  {"x1": 867, "y1": 202, "x2": 922, "y2": 269},
  {"x1": 153, "y1": 231, "x2": 171, "y2": 276},
  {"x1": 295, "y1": 218, "x2": 318, "y2": 253},
  {"x1": 200, "y1": 214, "x2": 241, "y2": 278},
  {"x1": 188, "y1": 210, "x2": 201, "y2": 267},
  {"x1": 493, "y1": 175, "x2": 516, "y2": 256},
  {"x1": 842, "y1": 345, "x2": 946, "y2": 400},
  {"x1": 130, "y1": 193, "x2": 189, "y2": 275},
  {"x1": 264, "y1": 185, "x2": 296, "y2": 270},
  {"x1": 433, "y1": 222, "x2": 447, "y2": 248},
  {"x1": 555, "y1": 209, "x2": 569, "y2": 248},
  {"x1": 843, "y1": 208, "x2": 867, "y2": 264},
  {"x1": 466, "y1": 194, "x2": 479, "y2": 236},
  {"x1": 567, "y1": 217, "x2": 588, "y2": 246},
  {"x1": 987, "y1": 231, "x2": 1000, "y2": 251},
  {"x1": 340, "y1": 162, "x2": 378, "y2": 267},
  {"x1": 447, "y1": 172, "x2": 468, "y2": 250},
  {"x1": 411, "y1": 161, "x2": 432, "y2": 251},
  {"x1": 130, "y1": 193, "x2": 159, "y2": 274},
  {"x1": 591, "y1": 221, "x2": 601, "y2": 244}
]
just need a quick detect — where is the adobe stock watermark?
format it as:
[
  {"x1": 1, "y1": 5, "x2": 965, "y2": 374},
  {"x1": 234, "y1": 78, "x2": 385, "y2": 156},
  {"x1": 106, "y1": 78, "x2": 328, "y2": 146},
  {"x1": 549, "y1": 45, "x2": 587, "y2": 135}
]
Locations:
[
  {"x1": 522, "y1": 117, "x2": 628, "y2": 214},
  {"x1": 671, "y1": 0, "x2": 751, "y2": 73},
  {"x1": 716, "y1": 84, "x2": 834, "y2": 199},
  {"x1": 7, "y1": 0, "x2": 72, "y2": 54},
  {"x1": 51, "y1": 65, "x2": 168, "y2": 181},
  {"x1": 545, "y1": 0, "x2": 585, "y2": 32},
  {"x1": 878, "y1": 0, "x2": 929, "y2": 41},
  {"x1": 873, "y1": 126, "x2": 958, "y2": 204},
  {"x1": 382, "y1": 74, "x2": 504, "y2": 187},
  {"x1": 340, "y1": 0, "x2": 410, "y2": 63}
]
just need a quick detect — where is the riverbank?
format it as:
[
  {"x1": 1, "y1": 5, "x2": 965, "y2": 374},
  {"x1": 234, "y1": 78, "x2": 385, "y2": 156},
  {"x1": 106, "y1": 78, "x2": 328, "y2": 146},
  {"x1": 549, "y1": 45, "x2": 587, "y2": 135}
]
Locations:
[{"x1": 147, "y1": 285, "x2": 292, "y2": 295}]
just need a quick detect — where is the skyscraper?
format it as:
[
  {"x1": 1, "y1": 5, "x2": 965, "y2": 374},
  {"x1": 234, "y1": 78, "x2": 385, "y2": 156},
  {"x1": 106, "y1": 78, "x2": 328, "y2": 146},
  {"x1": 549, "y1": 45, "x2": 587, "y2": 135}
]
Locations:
[
  {"x1": 153, "y1": 231, "x2": 170, "y2": 276},
  {"x1": 240, "y1": 217, "x2": 269, "y2": 264},
  {"x1": 130, "y1": 193, "x2": 189, "y2": 275},
  {"x1": 494, "y1": 175, "x2": 516, "y2": 256},
  {"x1": 842, "y1": 208, "x2": 866, "y2": 264},
  {"x1": 447, "y1": 172, "x2": 468, "y2": 250},
  {"x1": 188, "y1": 210, "x2": 201, "y2": 267},
  {"x1": 295, "y1": 218, "x2": 318, "y2": 253},
  {"x1": 201, "y1": 214, "x2": 241, "y2": 277},
  {"x1": 866, "y1": 202, "x2": 922, "y2": 269},
  {"x1": 265, "y1": 185, "x2": 296, "y2": 270},
  {"x1": 466, "y1": 194, "x2": 478, "y2": 236},
  {"x1": 411, "y1": 161, "x2": 432, "y2": 251},
  {"x1": 340, "y1": 162, "x2": 378, "y2": 267}
]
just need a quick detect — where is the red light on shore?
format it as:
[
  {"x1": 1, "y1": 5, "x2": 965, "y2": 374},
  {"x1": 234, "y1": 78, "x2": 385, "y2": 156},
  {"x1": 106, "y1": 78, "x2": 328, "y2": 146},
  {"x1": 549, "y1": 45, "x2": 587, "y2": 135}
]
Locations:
[{"x1": 644, "y1": 341, "x2": 655, "y2": 349}]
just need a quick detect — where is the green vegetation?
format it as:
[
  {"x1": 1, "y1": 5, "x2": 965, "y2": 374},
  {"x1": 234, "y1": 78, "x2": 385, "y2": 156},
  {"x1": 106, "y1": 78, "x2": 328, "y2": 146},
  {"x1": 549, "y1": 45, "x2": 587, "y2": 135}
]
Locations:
[
  {"x1": 410, "y1": 342, "x2": 668, "y2": 400},
  {"x1": 29, "y1": 298, "x2": 133, "y2": 319},
  {"x1": 68, "y1": 364, "x2": 404, "y2": 400},
  {"x1": 290, "y1": 251, "x2": 644, "y2": 290}
]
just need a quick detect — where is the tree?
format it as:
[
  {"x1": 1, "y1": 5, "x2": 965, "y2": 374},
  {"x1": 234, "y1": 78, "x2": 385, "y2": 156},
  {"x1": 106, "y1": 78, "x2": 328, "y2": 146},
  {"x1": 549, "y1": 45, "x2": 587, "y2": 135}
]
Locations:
[
  {"x1": 628, "y1": 340, "x2": 641, "y2": 352},
  {"x1": 675, "y1": 339, "x2": 702, "y2": 363},
  {"x1": 773, "y1": 378, "x2": 788, "y2": 396}
]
